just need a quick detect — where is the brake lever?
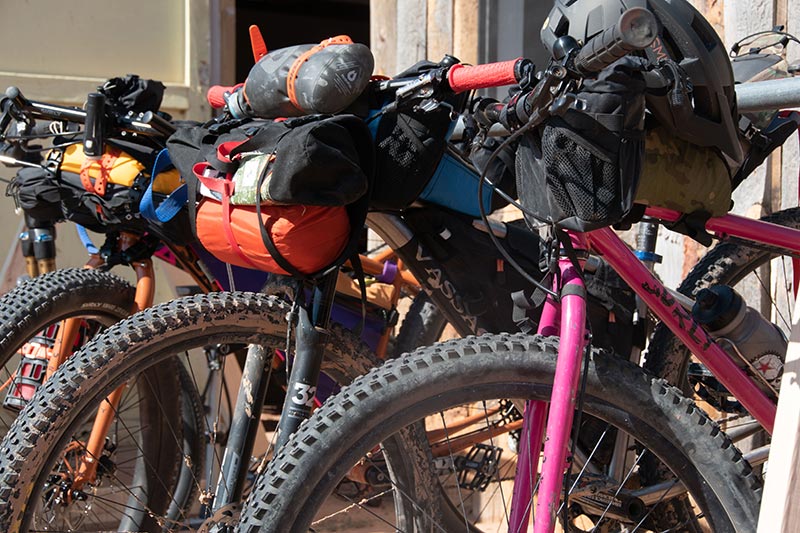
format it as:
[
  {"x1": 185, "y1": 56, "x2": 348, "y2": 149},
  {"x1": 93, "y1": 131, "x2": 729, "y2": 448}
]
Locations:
[{"x1": 549, "y1": 93, "x2": 586, "y2": 116}]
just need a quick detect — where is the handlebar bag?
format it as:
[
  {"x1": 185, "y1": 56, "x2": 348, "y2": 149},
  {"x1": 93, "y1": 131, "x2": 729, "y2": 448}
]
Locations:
[
  {"x1": 57, "y1": 140, "x2": 193, "y2": 242},
  {"x1": 10, "y1": 138, "x2": 193, "y2": 244},
  {"x1": 516, "y1": 57, "x2": 647, "y2": 232},
  {"x1": 168, "y1": 115, "x2": 373, "y2": 278}
]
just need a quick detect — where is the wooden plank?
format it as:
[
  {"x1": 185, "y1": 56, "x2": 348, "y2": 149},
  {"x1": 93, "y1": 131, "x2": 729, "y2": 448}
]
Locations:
[
  {"x1": 768, "y1": 0, "x2": 788, "y2": 214},
  {"x1": 427, "y1": 0, "x2": 453, "y2": 62},
  {"x1": 397, "y1": 0, "x2": 428, "y2": 66},
  {"x1": 453, "y1": 0, "x2": 479, "y2": 65},
  {"x1": 370, "y1": 0, "x2": 398, "y2": 76},
  {"x1": 757, "y1": 295, "x2": 800, "y2": 532}
]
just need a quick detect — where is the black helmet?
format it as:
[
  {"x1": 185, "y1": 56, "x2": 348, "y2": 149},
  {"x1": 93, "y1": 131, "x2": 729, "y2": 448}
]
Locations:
[{"x1": 542, "y1": 0, "x2": 743, "y2": 162}]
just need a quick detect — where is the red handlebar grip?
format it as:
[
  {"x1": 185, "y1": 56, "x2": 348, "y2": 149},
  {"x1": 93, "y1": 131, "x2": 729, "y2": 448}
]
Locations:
[
  {"x1": 206, "y1": 84, "x2": 243, "y2": 109},
  {"x1": 447, "y1": 59, "x2": 521, "y2": 93}
]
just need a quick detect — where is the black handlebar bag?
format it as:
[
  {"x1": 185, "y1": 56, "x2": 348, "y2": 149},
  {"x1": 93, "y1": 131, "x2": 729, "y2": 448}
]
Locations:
[
  {"x1": 368, "y1": 60, "x2": 469, "y2": 210},
  {"x1": 516, "y1": 57, "x2": 647, "y2": 232},
  {"x1": 167, "y1": 115, "x2": 373, "y2": 278}
]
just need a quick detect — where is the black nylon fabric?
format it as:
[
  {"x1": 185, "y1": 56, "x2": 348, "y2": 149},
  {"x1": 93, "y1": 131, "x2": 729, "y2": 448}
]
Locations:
[
  {"x1": 13, "y1": 167, "x2": 63, "y2": 222},
  {"x1": 168, "y1": 115, "x2": 372, "y2": 207},
  {"x1": 401, "y1": 208, "x2": 543, "y2": 329},
  {"x1": 516, "y1": 57, "x2": 647, "y2": 231},
  {"x1": 10, "y1": 164, "x2": 195, "y2": 244},
  {"x1": 468, "y1": 135, "x2": 518, "y2": 211},
  {"x1": 98, "y1": 75, "x2": 166, "y2": 115},
  {"x1": 166, "y1": 115, "x2": 374, "y2": 280},
  {"x1": 369, "y1": 60, "x2": 469, "y2": 210}
]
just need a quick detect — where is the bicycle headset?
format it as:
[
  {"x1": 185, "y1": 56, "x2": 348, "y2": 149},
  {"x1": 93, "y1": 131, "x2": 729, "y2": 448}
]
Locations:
[{"x1": 541, "y1": 0, "x2": 743, "y2": 163}]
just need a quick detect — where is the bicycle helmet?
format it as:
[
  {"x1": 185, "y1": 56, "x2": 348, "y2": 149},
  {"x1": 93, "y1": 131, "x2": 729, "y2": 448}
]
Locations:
[{"x1": 541, "y1": 0, "x2": 743, "y2": 162}]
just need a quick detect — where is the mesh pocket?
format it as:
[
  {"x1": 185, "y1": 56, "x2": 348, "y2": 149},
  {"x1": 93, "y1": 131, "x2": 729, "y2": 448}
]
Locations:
[
  {"x1": 541, "y1": 126, "x2": 620, "y2": 226},
  {"x1": 516, "y1": 124, "x2": 642, "y2": 232}
]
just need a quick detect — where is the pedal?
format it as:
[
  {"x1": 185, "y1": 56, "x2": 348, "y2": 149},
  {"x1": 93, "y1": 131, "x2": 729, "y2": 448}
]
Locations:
[{"x1": 454, "y1": 443, "x2": 503, "y2": 492}]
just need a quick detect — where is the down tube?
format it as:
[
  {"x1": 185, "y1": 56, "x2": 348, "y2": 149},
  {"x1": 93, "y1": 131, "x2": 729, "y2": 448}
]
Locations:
[{"x1": 587, "y1": 227, "x2": 777, "y2": 433}]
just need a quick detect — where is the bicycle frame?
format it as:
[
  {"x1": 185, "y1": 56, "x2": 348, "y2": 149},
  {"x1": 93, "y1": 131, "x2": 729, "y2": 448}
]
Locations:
[{"x1": 509, "y1": 207, "x2": 796, "y2": 532}]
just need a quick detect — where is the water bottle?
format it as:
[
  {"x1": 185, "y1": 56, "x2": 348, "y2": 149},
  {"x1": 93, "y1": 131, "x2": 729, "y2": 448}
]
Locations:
[{"x1": 692, "y1": 285, "x2": 787, "y2": 394}]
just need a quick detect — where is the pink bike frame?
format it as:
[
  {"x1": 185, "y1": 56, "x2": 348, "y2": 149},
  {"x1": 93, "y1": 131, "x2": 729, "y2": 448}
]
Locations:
[{"x1": 510, "y1": 207, "x2": 798, "y2": 532}]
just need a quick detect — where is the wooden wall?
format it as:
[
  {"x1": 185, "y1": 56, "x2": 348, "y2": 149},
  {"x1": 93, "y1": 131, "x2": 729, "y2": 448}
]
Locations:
[{"x1": 370, "y1": 0, "x2": 478, "y2": 76}]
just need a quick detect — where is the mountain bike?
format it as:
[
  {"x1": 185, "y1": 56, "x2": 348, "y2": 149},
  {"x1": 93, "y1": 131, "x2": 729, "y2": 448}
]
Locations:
[
  {"x1": 0, "y1": 80, "x2": 448, "y2": 530},
  {"x1": 0, "y1": 41, "x2": 660, "y2": 533},
  {"x1": 234, "y1": 10, "x2": 800, "y2": 533}
]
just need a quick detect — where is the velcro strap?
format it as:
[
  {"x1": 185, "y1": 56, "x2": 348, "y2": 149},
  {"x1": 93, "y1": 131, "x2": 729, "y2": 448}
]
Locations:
[
  {"x1": 286, "y1": 35, "x2": 353, "y2": 112},
  {"x1": 79, "y1": 149, "x2": 119, "y2": 195},
  {"x1": 193, "y1": 162, "x2": 236, "y2": 197},
  {"x1": 219, "y1": 192, "x2": 261, "y2": 270}
]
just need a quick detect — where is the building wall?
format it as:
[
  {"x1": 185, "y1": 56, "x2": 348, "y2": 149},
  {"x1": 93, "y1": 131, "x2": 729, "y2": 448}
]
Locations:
[
  {"x1": 369, "y1": 0, "x2": 798, "y2": 290},
  {"x1": 0, "y1": 0, "x2": 229, "y2": 296}
]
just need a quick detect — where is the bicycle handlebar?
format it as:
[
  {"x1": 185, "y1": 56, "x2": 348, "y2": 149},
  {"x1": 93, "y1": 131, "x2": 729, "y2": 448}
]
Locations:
[
  {"x1": 1, "y1": 86, "x2": 166, "y2": 141},
  {"x1": 447, "y1": 58, "x2": 522, "y2": 93},
  {"x1": 574, "y1": 7, "x2": 658, "y2": 74}
]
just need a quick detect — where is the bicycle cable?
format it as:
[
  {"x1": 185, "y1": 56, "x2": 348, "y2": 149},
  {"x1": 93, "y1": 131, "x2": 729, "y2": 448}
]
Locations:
[{"x1": 474, "y1": 92, "x2": 564, "y2": 301}]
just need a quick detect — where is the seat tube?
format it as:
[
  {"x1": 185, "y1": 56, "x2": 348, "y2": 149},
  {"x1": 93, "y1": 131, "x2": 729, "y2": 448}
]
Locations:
[{"x1": 534, "y1": 232, "x2": 589, "y2": 533}]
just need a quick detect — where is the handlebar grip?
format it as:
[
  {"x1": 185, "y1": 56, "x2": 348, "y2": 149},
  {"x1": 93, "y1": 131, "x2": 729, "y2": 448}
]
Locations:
[
  {"x1": 574, "y1": 7, "x2": 657, "y2": 74},
  {"x1": 83, "y1": 93, "x2": 106, "y2": 158},
  {"x1": 5, "y1": 86, "x2": 29, "y2": 111},
  {"x1": 447, "y1": 59, "x2": 521, "y2": 93},
  {"x1": 207, "y1": 84, "x2": 243, "y2": 109}
]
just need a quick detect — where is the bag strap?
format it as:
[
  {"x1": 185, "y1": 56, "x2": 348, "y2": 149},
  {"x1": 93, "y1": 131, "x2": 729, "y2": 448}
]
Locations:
[
  {"x1": 254, "y1": 154, "x2": 305, "y2": 278},
  {"x1": 286, "y1": 35, "x2": 353, "y2": 112},
  {"x1": 348, "y1": 253, "x2": 368, "y2": 336},
  {"x1": 193, "y1": 161, "x2": 236, "y2": 197},
  {"x1": 192, "y1": 161, "x2": 261, "y2": 270},
  {"x1": 79, "y1": 148, "x2": 120, "y2": 196},
  {"x1": 139, "y1": 149, "x2": 189, "y2": 223}
]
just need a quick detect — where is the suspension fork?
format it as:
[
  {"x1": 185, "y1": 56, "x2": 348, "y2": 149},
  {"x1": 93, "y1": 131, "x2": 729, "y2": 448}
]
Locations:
[
  {"x1": 509, "y1": 232, "x2": 589, "y2": 533},
  {"x1": 73, "y1": 235, "x2": 155, "y2": 488},
  {"x1": 275, "y1": 269, "x2": 339, "y2": 448},
  {"x1": 211, "y1": 268, "x2": 340, "y2": 511}
]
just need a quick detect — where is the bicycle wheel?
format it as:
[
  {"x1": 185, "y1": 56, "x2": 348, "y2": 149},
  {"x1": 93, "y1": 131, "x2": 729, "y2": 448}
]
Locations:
[
  {"x1": 646, "y1": 207, "x2": 800, "y2": 425},
  {"x1": 0, "y1": 268, "x2": 135, "y2": 433},
  {"x1": 240, "y1": 334, "x2": 761, "y2": 533},
  {"x1": 394, "y1": 291, "x2": 451, "y2": 354},
  {"x1": 0, "y1": 268, "x2": 207, "y2": 529},
  {"x1": 0, "y1": 292, "x2": 391, "y2": 532}
]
